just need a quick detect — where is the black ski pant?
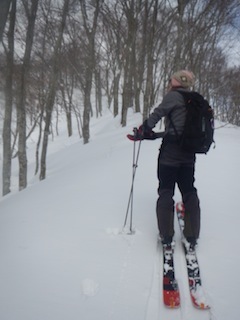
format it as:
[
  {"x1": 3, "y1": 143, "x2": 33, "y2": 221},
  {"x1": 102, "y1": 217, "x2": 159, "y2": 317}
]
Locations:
[{"x1": 157, "y1": 163, "x2": 200, "y2": 240}]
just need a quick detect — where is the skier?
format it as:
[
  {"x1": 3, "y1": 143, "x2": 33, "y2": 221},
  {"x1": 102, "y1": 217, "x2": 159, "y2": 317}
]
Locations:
[{"x1": 138, "y1": 70, "x2": 200, "y2": 249}]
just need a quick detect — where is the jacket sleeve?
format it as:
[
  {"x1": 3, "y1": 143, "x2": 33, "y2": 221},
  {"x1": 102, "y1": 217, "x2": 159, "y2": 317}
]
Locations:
[{"x1": 146, "y1": 90, "x2": 185, "y2": 129}]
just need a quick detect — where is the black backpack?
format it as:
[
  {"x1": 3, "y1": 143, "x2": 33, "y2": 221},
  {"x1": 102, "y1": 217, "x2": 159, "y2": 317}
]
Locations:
[{"x1": 169, "y1": 91, "x2": 215, "y2": 154}]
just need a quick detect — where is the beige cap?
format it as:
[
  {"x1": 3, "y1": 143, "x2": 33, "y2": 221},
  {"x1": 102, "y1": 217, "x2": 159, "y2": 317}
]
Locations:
[{"x1": 171, "y1": 70, "x2": 195, "y2": 88}]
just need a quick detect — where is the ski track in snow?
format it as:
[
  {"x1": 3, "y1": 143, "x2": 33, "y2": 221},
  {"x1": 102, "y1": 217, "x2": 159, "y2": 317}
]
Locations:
[{"x1": 107, "y1": 232, "x2": 134, "y2": 320}]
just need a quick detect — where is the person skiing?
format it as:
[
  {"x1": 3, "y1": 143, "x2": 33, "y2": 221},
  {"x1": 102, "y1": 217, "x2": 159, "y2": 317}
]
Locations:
[{"x1": 138, "y1": 70, "x2": 200, "y2": 249}]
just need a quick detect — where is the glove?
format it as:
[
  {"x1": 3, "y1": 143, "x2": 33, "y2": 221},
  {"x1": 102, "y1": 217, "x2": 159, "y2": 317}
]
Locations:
[
  {"x1": 138, "y1": 120, "x2": 153, "y2": 139},
  {"x1": 127, "y1": 121, "x2": 164, "y2": 141}
]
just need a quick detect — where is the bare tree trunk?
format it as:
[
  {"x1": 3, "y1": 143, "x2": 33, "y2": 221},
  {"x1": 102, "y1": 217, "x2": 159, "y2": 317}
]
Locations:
[
  {"x1": 173, "y1": 0, "x2": 186, "y2": 70},
  {"x1": 2, "y1": 0, "x2": 16, "y2": 196},
  {"x1": 133, "y1": 0, "x2": 149, "y2": 114},
  {"x1": 121, "y1": 62, "x2": 132, "y2": 126},
  {"x1": 113, "y1": 72, "x2": 121, "y2": 117},
  {"x1": 34, "y1": 110, "x2": 44, "y2": 175},
  {"x1": 121, "y1": 1, "x2": 138, "y2": 127},
  {"x1": 143, "y1": 0, "x2": 158, "y2": 120},
  {"x1": 40, "y1": 0, "x2": 70, "y2": 180},
  {"x1": 17, "y1": 0, "x2": 39, "y2": 191},
  {"x1": 95, "y1": 68, "x2": 102, "y2": 117},
  {"x1": 80, "y1": 0, "x2": 102, "y2": 144},
  {"x1": 0, "y1": 0, "x2": 12, "y2": 41},
  {"x1": 60, "y1": 81, "x2": 73, "y2": 137}
]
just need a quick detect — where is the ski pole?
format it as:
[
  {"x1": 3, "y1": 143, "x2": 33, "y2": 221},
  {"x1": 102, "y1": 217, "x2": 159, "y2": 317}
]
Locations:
[{"x1": 123, "y1": 128, "x2": 142, "y2": 234}]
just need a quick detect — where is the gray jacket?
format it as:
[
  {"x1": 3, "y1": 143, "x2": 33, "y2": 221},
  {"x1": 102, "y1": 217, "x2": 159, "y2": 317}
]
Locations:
[
  {"x1": 147, "y1": 88, "x2": 188, "y2": 135},
  {"x1": 147, "y1": 88, "x2": 196, "y2": 166}
]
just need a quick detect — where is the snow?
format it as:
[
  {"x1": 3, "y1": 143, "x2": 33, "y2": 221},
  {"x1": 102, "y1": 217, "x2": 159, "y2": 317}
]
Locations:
[{"x1": 0, "y1": 107, "x2": 240, "y2": 320}]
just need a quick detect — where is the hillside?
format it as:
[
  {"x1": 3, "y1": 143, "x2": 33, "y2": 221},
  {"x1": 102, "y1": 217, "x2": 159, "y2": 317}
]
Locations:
[{"x1": 0, "y1": 109, "x2": 239, "y2": 320}]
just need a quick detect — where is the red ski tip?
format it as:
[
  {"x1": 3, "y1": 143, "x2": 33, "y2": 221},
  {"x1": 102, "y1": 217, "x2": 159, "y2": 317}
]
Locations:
[
  {"x1": 163, "y1": 290, "x2": 180, "y2": 308},
  {"x1": 176, "y1": 201, "x2": 185, "y2": 212}
]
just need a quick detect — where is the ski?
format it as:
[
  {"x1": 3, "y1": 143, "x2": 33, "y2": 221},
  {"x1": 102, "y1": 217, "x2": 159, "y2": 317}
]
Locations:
[
  {"x1": 176, "y1": 202, "x2": 210, "y2": 310},
  {"x1": 162, "y1": 242, "x2": 180, "y2": 308}
]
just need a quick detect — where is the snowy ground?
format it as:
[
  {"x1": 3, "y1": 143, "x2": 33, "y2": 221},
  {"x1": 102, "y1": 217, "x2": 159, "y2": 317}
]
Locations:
[{"x1": 0, "y1": 108, "x2": 239, "y2": 320}]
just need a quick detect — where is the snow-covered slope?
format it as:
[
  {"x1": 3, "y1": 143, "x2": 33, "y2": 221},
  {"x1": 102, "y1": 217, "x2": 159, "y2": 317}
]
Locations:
[{"x1": 0, "y1": 109, "x2": 239, "y2": 320}]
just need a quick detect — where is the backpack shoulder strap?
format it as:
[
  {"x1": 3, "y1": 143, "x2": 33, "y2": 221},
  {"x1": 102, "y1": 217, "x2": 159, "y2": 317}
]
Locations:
[
  {"x1": 167, "y1": 90, "x2": 189, "y2": 140},
  {"x1": 168, "y1": 107, "x2": 181, "y2": 140}
]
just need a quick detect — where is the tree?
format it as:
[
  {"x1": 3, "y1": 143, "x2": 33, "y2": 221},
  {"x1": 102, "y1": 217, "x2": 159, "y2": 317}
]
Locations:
[
  {"x1": 142, "y1": 0, "x2": 162, "y2": 120},
  {"x1": 17, "y1": 0, "x2": 39, "y2": 190},
  {"x1": 2, "y1": 0, "x2": 16, "y2": 196},
  {"x1": 79, "y1": 0, "x2": 103, "y2": 144},
  {"x1": 100, "y1": 1, "x2": 125, "y2": 117},
  {"x1": 39, "y1": 0, "x2": 71, "y2": 180},
  {"x1": 0, "y1": 0, "x2": 12, "y2": 41},
  {"x1": 120, "y1": 0, "x2": 141, "y2": 126}
]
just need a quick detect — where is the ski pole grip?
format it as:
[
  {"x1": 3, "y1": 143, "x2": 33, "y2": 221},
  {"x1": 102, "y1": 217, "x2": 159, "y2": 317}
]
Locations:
[{"x1": 133, "y1": 127, "x2": 138, "y2": 138}]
